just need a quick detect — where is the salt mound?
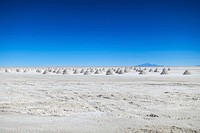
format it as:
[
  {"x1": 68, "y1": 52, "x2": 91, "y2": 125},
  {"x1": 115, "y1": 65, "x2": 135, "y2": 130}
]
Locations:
[
  {"x1": 118, "y1": 69, "x2": 125, "y2": 74},
  {"x1": 183, "y1": 70, "x2": 191, "y2": 75},
  {"x1": 62, "y1": 69, "x2": 69, "y2": 75},
  {"x1": 106, "y1": 69, "x2": 114, "y2": 75},
  {"x1": 94, "y1": 70, "x2": 100, "y2": 74},
  {"x1": 52, "y1": 69, "x2": 57, "y2": 73},
  {"x1": 23, "y1": 70, "x2": 28, "y2": 73},
  {"x1": 43, "y1": 70, "x2": 49, "y2": 74},
  {"x1": 73, "y1": 69, "x2": 79, "y2": 74},
  {"x1": 160, "y1": 69, "x2": 168, "y2": 75},
  {"x1": 115, "y1": 68, "x2": 121, "y2": 73},
  {"x1": 16, "y1": 69, "x2": 22, "y2": 72},
  {"x1": 124, "y1": 68, "x2": 130, "y2": 73},
  {"x1": 139, "y1": 70, "x2": 146, "y2": 74},
  {"x1": 56, "y1": 70, "x2": 62, "y2": 74},
  {"x1": 154, "y1": 68, "x2": 159, "y2": 72},
  {"x1": 84, "y1": 70, "x2": 91, "y2": 75},
  {"x1": 36, "y1": 69, "x2": 42, "y2": 73},
  {"x1": 90, "y1": 69, "x2": 95, "y2": 73},
  {"x1": 5, "y1": 69, "x2": 10, "y2": 73},
  {"x1": 149, "y1": 69, "x2": 153, "y2": 72},
  {"x1": 80, "y1": 69, "x2": 85, "y2": 73}
]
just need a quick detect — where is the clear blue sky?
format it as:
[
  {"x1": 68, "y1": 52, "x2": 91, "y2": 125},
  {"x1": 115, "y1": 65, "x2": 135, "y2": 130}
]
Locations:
[{"x1": 0, "y1": 0, "x2": 200, "y2": 66}]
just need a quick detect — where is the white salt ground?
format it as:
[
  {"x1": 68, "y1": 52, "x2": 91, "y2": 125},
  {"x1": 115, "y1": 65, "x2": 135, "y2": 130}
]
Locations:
[{"x1": 0, "y1": 67, "x2": 200, "y2": 133}]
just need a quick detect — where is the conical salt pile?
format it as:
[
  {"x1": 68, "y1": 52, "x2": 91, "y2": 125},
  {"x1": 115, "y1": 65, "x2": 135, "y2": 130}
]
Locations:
[
  {"x1": 160, "y1": 69, "x2": 168, "y2": 75},
  {"x1": 36, "y1": 69, "x2": 40, "y2": 72},
  {"x1": 116, "y1": 68, "x2": 121, "y2": 73},
  {"x1": 62, "y1": 69, "x2": 69, "y2": 75},
  {"x1": 73, "y1": 69, "x2": 79, "y2": 74},
  {"x1": 94, "y1": 70, "x2": 100, "y2": 74},
  {"x1": 99, "y1": 69, "x2": 103, "y2": 73},
  {"x1": 16, "y1": 69, "x2": 22, "y2": 72},
  {"x1": 183, "y1": 70, "x2": 191, "y2": 75},
  {"x1": 90, "y1": 69, "x2": 95, "y2": 73},
  {"x1": 124, "y1": 68, "x2": 130, "y2": 73},
  {"x1": 118, "y1": 69, "x2": 125, "y2": 74},
  {"x1": 56, "y1": 70, "x2": 62, "y2": 74},
  {"x1": 84, "y1": 70, "x2": 91, "y2": 75},
  {"x1": 52, "y1": 69, "x2": 57, "y2": 73},
  {"x1": 37, "y1": 69, "x2": 41, "y2": 73},
  {"x1": 154, "y1": 68, "x2": 159, "y2": 72},
  {"x1": 139, "y1": 70, "x2": 146, "y2": 74},
  {"x1": 80, "y1": 69, "x2": 85, "y2": 73},
  {"x1": 43, "y1": 70, "x2": 49, "y2": 74},
  {"x1": 5, "y1": 69, "x2": 10, "y2": 73},
  {"x1": 149, "y1": 69, "x2": 153, "y2": 72},
  {"x1": 106, "y1": 69, "x2": 114, "y2": 75}
]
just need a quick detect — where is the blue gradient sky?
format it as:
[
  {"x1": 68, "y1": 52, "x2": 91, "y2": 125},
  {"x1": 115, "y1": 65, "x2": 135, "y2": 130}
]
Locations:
[{"x1": 0, "y1": 0, "x2": 200, "y2": 66}]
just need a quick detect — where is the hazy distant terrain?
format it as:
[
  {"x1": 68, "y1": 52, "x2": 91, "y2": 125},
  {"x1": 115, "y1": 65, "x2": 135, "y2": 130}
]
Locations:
[{"x1": 136, "y1": 63, "x2": 164, "y2": 67}]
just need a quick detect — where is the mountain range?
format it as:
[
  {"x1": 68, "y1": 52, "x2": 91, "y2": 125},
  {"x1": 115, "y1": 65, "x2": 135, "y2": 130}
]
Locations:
[{"x1": 136, "y1": 63, "x2": 163, "y2": 67}]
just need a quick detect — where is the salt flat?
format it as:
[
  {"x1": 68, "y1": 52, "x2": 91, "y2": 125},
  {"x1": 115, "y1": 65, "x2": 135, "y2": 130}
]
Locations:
[{"x1": 0, "y1": 67, "x2": 200, "y2": 133}]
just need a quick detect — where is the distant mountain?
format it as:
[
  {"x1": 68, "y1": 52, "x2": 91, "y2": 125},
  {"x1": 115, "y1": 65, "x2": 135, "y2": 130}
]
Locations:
[{"x1": 136, "y1": 63, "x2": 163, "y2": 67}]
